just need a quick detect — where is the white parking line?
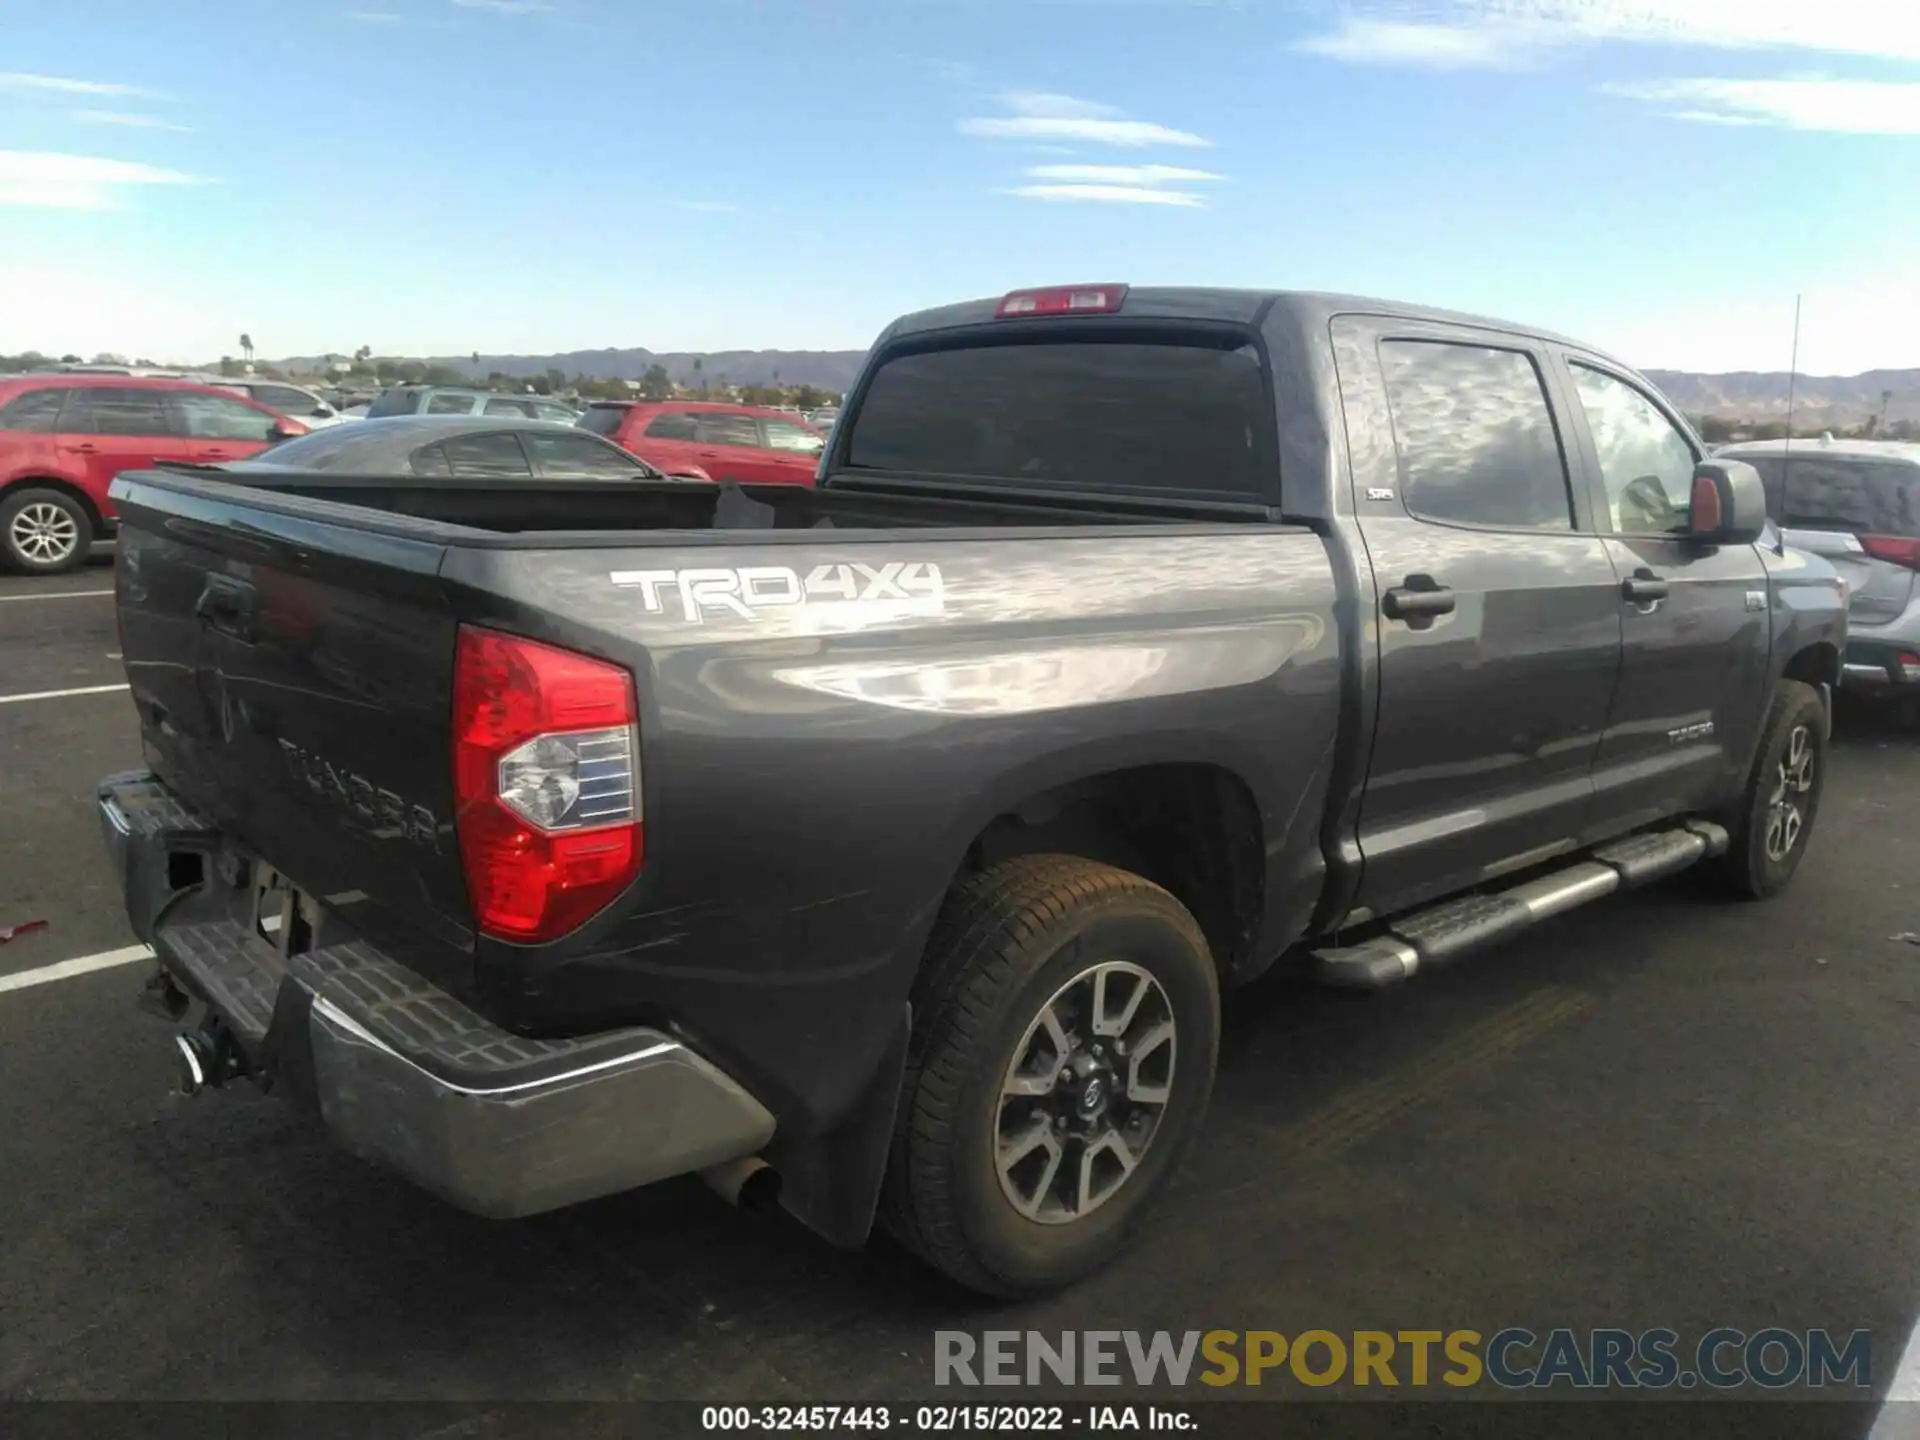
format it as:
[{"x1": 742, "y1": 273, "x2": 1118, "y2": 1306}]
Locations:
[
  {"x1": 0, "y1": 944, "x2": 153, "y2": 996},
  {"x1": 0, "y1": 683, "x2": 131, "y2": 706},
  {"x1": 0, "y1": 589, "x2": 114, "y2": 602}
]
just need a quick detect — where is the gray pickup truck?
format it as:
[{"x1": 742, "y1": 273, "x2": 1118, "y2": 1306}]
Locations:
[{"x1": 99, "y1": 285, "x2": 1845, "y2": 1295}]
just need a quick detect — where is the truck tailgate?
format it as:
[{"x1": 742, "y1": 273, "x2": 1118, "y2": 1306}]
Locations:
[{"x1": 113, "y1": 474, "x2": 475, "y2": 984}]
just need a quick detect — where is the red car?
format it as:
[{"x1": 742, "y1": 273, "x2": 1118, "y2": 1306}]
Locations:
[
  {"x1": 0, "y1": 374, "x2": 305, "y2": 574},
  {"x1": 579, "y1": 401, "x2": 824, "y2": 485}
]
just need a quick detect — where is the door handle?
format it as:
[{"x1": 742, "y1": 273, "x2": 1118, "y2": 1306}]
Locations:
[
  {"x1": 1382, "y1": 574, "x2": 1457, "y2": 624},
  {"x1": 1622, "y1": 570, "x2": 1670, "y2": 604},
  {"x1": 64, "y1": 442, "x2": 99, "y2": 455},
  {"x1": 696, "y1": 449, "x2": 720, "y2": 459}
]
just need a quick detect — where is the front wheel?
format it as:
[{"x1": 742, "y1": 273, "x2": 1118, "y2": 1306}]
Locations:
[
  {"x1": 1713, "y1": 680, "x2": 1828, "y2": 898},
  {"x1": 1, "y1": 487, "x2": 94, "y2": 575},
  {"x1": 882, "y1": 855, "x2": 1220, "y2": 1296}
]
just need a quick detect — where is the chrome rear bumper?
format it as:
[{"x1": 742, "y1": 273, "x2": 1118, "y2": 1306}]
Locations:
[{"x1": 99, "y1": 771, "x2": 776, "y2": 1219}]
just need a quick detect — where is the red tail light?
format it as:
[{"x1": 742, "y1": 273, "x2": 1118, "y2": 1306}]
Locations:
[
  {"x1": 996, "y1": 284, "x2": 1129, "y2": 319},
  {"x1": 1860, "y1": 535, "x2": 1920, "y2": 572},
  {"x1": 452, "y1": 626, "x2": 642, "y2": 943}
]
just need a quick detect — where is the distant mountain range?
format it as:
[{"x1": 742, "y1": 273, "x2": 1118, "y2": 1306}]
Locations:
[
  {"x1": 276, "y1": 347, "x2": 1918, "y2": 422},
  {"x1": 1644, "y1": 369, "x2": 1920, "y2": 424}
]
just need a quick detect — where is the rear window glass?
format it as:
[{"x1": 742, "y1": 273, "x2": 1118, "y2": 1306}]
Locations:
[
  {"x1": 365, "y1": 389, "x2": 417, "y2": 418},
  {"x1": 1780, "y1": 456, "x2": 1920, "y2": 537},
  {"x1": 579, "y1": 406, "x2": 628, "y2": 436},
  {"x1": 428, "y1": 392, "x2": 476, "y2": 415},
  {"x1": 844, "y1": 338, "x2": 1273, "y2": 501}
]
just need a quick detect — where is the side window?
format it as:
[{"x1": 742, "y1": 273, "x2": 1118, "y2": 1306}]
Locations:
[
  {"x1": 426, "y1": 392, "x2": 474, "y2": 415},
  {"x1": 1570, "y1": 365, "x2": 1697, "y2": 535},
  {"x1": 72, "y1": 387, "x2": 177, "y2": 437},
  {"x1": 0, "y1": 387, "x2": 70, "y2": 433},
  {"x1": 644, "y1": 412, "x2": 699, "y2": 440},
  {"x1": 256, "y1": 385, "x2": 317, "y2": 414},
  {"x1": 171, "y1": 393, "x2": 278, "y2": 442},
  {"x1": 482, "y1": 397, "x2": 535, "y2": 418},
  {"x1": 365, "y1": 389, "x2": 416, "y2": 418},
  {"x1": 1378, "y1": 341, "x2": 1573, "y2": 531},
  {"x1": 578, "y1": 406, "x2": 626, "y2": 436},
  {"x1": 762, "y1": 419, "x2": 824, "y2": 454},
  {"x1": 523, "y1": 432, "x2": 643, "y2": 478},
  {"x1": 695, "y1": 414, "x2": 761, "y2": 448},
  {"x1": 438, "y1": 432, "x2": 533, "y2": 477},
  {"x1": 409, "y1": 443, "x2": 453, "y2": 477}
]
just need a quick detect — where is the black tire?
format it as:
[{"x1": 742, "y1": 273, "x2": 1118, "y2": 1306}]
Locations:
[
  {"x1": 882, "y1": 855, "x2": 1220, "y2": 1297},
  {"x1": 1712, "y1": 680, "x2": 1827, "y2": 899},
  {"x1": 1, "y1": 486, "x2": 94, "y2": 575}
]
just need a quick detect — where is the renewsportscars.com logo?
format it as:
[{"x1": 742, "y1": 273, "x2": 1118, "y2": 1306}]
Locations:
[{"x1": 934, "y1": 1328, "x2": 1873, "y2": 1391}]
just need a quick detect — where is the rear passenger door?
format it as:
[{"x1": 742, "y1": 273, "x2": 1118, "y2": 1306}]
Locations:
[
  {"x1": 631, "y1": 411, "x2": 704, "y2": 473},
  {"x1": 1336, "y1": 319, "x2": 1623, "y2": 915},
  {"x1": 1556, "y1": 356, "x2": 1769, "y2": 827},
  {"x1": 692, "y1": 412, "x2": 772, "y2": 483},
  {"x1": 54, "y1": 388, "x2": 184, "y2": 502}
]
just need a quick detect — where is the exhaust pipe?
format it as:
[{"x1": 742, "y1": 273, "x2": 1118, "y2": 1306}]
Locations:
[
  {"x1": 174, "y1": 1031, "x2": 212, "y2": 1097},
  {"x1": 700, "y1": 1156, "x2": 781, "y2": 1214}
]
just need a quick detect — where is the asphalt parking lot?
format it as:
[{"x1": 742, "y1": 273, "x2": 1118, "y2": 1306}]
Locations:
[{"x1": 3, "y1": 559, "x2": 1918, "y2": 1431}]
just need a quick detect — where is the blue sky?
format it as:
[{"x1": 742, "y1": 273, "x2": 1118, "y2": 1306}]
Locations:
[{"x1": 2, "y1": 0, "x2": 1916, "y2": 372}]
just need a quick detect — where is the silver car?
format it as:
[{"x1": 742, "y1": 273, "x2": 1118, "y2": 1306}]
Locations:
[{"x1": 1719, "y1": 437, "x2": 1920, "y2": 692}]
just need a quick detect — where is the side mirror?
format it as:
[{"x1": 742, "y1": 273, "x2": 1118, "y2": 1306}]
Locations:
[
  {"x1": 1689, "y1": 459, "x2": 1767, "y2": 545},
  {"x1": 271, "y1": 419, "x2": 310, "y2": 442},
  {"x1": 312, "y1": 405, "x2": 334, "y2": 418}
]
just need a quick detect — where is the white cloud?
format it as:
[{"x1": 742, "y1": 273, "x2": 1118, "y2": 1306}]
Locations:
[
  {"x1": 0, "y1": 72, "x2": 166, "y2": 99},
  {"x1": 1294, "y1": 1, "x2": 1920, "y2": 67},
  {"x1": 71, "y1": 110, "x2": 195, "y2": 132},
  {"x1": 997, "y1": 92, "x2": 1123, "y2": 121},
  {"x1": 1024, "y1": 163, "x2": 1225, "y2": 185},
  {"x1": 1006, "y1": 184, "x2": 1207, "y2": 206},
  {"x1": 961, "y1": 116, "x2": 1211, "y2": 148},
  {"x1": 451, "y1": 0, "x2": 551, "y2": 12},
  {"x1": 1295, "y1": 19, "x2": 1544, "y2": 69},
  {"x1": 0, "y1": 151, "x2": 204, "y2": 210},
  {"x1": 1604, "y1": 77, "x2": 1920, "y2": 133}
]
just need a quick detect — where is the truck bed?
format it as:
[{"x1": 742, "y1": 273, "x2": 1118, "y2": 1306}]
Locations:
[{"x1": 108, "y1": 462, "x2": 1341, "y2": 1143}]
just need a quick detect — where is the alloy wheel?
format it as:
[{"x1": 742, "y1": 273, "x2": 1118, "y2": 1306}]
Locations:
[
  {"x1": 995, "y1": 960, "x2": 1176, "y2": 1225},
  {"x1": 8, "y1": 502, "x2": 80, "y2": 567},
  {"x1": 1764, "y1": 724, "x2": 1816, "y2": 863}
]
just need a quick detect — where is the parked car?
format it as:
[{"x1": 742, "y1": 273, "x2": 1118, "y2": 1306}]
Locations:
[
  {"x1": 364, "y1": 386, "x2": 579, "y2": 424},
  {"x1": 806, "y1": 407, "x2": 841, "y2": 434},
  {"x1": 578, "y1": 400, "x2": 823, "y2": 484},
  {"x1": 215, "y1": 415, "x2": 711, "y2": 482},
  {"x1": 1714, "y1": 437, "x2": 1920, "y2": 695},
  {"x1": 0, "y1": 374, "x2": 304, "y2": 573},
  {"x1": 98, "y1": 284, "x2": 1843, "y2": 1296},
  {"x1": 213, "y1": 378, "x2": 349, "y2": 428}
]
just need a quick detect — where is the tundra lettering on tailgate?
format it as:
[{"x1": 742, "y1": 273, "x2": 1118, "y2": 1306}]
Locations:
[
  {"x1": 611, "y1": 562, "x2": 946, "y2": 624},
  {"x1": 276, "y1": 738, "x2": 443, "y2": 851}
]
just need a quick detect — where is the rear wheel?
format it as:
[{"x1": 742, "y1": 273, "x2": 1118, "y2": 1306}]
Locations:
[
  {"x1": 882, "y1": 855, "x2": 1219, "y2": 1296},
  {"x1": 1713, "y1": 680, "x2": 1827, "y2": 898},
  {"x1": 1, "y1": 487, "x2": 94, "y2": 575}
]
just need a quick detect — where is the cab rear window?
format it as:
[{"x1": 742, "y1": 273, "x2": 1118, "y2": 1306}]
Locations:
[{"x1": 843, "y1": 337, "x2": 1274, "y2": 502}]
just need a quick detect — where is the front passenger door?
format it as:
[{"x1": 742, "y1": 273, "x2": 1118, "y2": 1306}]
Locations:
[
  {"x1": 1559, "y1": 358, "x2": 1770, "y2": 830},
  {"x1": 1340, "y1": 323, "x2": 1625, "y2": 916}
]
